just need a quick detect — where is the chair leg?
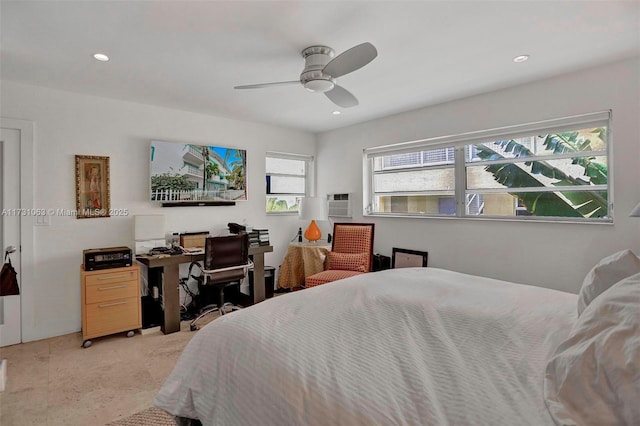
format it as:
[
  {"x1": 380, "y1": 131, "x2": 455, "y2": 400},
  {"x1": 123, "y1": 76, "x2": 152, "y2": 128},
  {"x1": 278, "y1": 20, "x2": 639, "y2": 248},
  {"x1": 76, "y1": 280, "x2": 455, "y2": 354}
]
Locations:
[
  {"x1": 217, "y1": 288, "x2": 225, "y2": 314},
  {"x1": 218, "y1": 286, "x2": 242, "y2": 315},
  {"x1": 189, "y1": 304, "x2": 221, "y2": 331},
  {"x1": 191, "y1": 285, "x2": 242, "y2": 327},
  {"x1": 220, "y1": 302, "x2": 241, "y2": 315}
]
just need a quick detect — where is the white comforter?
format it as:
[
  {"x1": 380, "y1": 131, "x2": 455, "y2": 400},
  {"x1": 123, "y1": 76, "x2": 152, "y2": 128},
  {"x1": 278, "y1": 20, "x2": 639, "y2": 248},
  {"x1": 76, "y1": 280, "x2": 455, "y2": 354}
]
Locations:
[{"x1": 155, "y1": 267, "x2": 577, "y2": 425}]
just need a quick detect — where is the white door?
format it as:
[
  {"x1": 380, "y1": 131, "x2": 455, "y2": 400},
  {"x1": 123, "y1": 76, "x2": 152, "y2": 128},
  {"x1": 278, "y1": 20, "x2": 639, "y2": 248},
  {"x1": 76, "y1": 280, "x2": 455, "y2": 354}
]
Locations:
[{"x1": 0, "y1": 128, "x2": 22, "y2": 347}]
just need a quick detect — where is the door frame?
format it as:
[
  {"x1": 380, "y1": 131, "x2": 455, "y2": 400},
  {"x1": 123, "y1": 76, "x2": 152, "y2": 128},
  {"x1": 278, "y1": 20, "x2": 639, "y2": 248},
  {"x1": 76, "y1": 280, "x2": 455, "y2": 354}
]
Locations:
[{"x1": 1, "y1": 118, "x2": 34, "y2": 343}]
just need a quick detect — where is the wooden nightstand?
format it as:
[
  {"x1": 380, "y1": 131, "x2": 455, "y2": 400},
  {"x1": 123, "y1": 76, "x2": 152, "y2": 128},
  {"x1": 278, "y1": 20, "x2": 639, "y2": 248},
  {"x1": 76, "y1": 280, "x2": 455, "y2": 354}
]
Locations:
[{"x1": 80, "y1": 264, "x2": 141, "y2": 348}]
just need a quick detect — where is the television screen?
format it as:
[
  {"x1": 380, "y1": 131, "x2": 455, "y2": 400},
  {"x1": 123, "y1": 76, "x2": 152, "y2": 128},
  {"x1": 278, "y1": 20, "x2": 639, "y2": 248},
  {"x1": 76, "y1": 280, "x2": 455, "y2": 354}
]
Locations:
[{"x1": 150, "y1": 140, "x2": 247, "y2": 203}]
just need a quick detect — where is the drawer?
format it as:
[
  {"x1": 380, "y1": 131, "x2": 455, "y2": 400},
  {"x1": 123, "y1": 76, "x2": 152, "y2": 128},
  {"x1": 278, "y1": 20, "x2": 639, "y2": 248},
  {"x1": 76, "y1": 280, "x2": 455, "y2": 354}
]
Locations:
[
  {"x1": 85, "y1": 279, "x2": 139, "y2": 304},
  {"x1": 85, "y1": 269, "x2": 139, "y2": 287},
  {"x1": 84, "y1": 297, "x2": 140, "y2": 338}
]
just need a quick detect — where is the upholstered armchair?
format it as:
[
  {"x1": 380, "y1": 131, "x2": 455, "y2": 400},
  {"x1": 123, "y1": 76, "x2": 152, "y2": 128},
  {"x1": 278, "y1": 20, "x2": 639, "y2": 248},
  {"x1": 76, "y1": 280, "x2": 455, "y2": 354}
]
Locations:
[{"x1": 305, "y1": 223, "x2": 375, "y2": 288}]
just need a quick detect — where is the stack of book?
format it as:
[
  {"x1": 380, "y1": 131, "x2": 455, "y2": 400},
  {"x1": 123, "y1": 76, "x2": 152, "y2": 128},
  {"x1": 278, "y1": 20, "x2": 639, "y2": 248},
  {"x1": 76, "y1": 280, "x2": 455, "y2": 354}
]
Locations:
[
  {"x1": 255, "y1": 229, "x2": 270, "y2": 246},
  {"x1": 247, "y1": 230, "x2": 260, "y2": 247}
]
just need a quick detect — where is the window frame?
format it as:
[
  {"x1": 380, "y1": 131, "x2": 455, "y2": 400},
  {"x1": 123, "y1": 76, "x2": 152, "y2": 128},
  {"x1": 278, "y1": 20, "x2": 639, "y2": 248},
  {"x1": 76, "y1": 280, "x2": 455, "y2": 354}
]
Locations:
[
  {"x1": 266, "y1": 151, "x2": 314, "y2": 215},
  {"x1": 363, "y1": 111, "x2": 613, "y2": 224}
]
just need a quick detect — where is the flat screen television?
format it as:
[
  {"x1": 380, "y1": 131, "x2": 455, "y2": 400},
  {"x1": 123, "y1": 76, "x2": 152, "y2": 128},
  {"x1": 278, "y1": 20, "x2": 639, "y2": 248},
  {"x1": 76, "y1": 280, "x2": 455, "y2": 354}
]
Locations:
[{"x1": 150, "y1": 140, "x2": 247, "y2": 206}]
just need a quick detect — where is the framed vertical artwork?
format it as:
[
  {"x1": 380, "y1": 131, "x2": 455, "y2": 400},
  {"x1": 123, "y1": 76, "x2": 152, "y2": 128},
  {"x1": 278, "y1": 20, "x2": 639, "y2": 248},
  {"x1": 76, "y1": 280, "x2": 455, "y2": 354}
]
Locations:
[
  {"x1": 75, "y1": 155, "x2": 111, "y2": 219},
  {"x1": 391, "y1": 248, "x2": 428, "y2": 268}
]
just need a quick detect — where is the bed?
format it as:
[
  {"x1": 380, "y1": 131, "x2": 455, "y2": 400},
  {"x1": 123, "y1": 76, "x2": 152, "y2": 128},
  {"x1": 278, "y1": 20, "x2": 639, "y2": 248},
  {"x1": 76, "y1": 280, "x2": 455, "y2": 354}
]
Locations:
[{"x1": 155, "y1": 262, "x2": 640, "y2": 425}]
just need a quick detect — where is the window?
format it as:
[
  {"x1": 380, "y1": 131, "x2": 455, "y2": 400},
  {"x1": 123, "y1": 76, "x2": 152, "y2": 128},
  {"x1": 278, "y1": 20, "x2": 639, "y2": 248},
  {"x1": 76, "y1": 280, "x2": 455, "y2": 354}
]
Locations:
[
  {"x1": 364, "y1": 111, "x2": 611, "y2": 222},
  {"x1": 371, "y1": 146, "x2": 456, "y2": 216},
  {"x1": 266, "y1": 152, "x2": 313, "y2": 213}
]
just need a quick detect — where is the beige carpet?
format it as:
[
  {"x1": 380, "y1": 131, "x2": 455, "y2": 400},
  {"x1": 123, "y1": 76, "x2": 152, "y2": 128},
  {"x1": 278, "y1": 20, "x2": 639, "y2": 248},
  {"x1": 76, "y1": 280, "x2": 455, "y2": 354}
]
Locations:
[{"x1": 106, "y1": 407, "x2": 174, "y2": 425}]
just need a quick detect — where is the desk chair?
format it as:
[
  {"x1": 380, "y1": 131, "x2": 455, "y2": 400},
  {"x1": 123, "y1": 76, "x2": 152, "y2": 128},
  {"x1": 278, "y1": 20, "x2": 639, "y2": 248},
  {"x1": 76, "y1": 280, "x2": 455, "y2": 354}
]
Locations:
[{"x1": 189, "y1": 234, "x2": 253, "y2": 331}]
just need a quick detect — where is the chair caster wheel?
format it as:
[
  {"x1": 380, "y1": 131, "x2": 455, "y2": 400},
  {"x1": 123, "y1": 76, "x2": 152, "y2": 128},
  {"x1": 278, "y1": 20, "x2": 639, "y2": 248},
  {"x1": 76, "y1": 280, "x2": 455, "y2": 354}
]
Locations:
[
  {"x1": 82, "y1": 340, "x2": 92, "y2": 348},
  {"x1": 190, "y1": 324, "x2": 198, "y2": 331},
  {"x1": 126, "y1": 330, "x2": 135, "y2": 338}
]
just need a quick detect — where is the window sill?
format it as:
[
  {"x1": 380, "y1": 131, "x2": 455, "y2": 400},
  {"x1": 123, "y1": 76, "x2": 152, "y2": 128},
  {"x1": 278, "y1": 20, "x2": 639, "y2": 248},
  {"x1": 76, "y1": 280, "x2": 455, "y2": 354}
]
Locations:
[
  {"x1": 364, "y1": 212, "x2": 614, "y2": 225},
  {"x1": 266, "y1": 211, "x2": 300, "y2": 216}
]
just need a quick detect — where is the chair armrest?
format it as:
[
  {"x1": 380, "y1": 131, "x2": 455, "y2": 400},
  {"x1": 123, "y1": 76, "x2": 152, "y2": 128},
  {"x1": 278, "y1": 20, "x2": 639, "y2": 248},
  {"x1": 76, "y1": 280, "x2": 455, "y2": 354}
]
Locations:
[{"x1": 201, "y1": 260, "x2": 254, "y2": 275}]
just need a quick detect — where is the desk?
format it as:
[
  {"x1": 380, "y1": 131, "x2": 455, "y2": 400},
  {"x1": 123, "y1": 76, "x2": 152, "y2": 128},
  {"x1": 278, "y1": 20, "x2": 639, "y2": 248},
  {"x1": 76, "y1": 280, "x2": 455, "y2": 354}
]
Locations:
[
  {"x1": 136, "y1": 245, "x2": 273, "y2": 334},
  {"x1": 277, "y1": 242, "x2": 331, "y2": 290}
]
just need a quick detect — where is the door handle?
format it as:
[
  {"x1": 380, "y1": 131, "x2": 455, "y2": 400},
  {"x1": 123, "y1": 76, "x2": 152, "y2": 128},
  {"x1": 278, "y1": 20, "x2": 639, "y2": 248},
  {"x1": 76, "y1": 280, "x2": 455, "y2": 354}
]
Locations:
[
  {"x1": 98, "y1": 285, "x2": 128, "y2": 291},
  {"x1": 97, "y1": 275, "x2": 127, "y2": 281}
]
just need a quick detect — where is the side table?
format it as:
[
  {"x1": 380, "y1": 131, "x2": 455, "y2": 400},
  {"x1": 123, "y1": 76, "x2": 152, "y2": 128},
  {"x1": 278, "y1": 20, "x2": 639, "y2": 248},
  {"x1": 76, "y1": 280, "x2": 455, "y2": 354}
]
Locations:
[{"x1": 277, "y1": 242, "x2": 331, "y2": 290}]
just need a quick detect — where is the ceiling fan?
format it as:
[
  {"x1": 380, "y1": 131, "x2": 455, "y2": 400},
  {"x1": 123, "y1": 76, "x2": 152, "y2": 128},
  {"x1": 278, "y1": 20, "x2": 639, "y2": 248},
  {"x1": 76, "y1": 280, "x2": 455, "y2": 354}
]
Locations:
[{"x1": 234, "y1": 42, "x2": 377, "y2": 108}]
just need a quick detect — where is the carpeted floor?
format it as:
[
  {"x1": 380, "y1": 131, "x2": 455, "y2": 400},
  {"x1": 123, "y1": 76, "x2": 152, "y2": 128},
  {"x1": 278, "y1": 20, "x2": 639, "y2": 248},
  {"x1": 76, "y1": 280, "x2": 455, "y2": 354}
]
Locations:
[
  {"x1": 0, "y1": 318, "x2": 215, "y2": 425},
  {"x1": 106, "y1": 407, "x2": 174, "y2": 426}
]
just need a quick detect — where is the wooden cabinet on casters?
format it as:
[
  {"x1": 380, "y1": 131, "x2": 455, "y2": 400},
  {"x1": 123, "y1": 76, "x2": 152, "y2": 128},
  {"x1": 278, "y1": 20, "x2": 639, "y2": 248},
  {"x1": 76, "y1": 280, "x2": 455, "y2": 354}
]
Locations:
[{"x1": 80, "y1": 264, "x2": 141, "y2": 348}]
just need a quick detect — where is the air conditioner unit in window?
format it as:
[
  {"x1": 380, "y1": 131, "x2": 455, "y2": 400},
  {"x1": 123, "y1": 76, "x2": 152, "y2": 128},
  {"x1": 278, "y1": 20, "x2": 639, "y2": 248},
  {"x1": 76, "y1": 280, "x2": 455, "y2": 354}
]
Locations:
[{"x1": 327, "y1": 193, "x2": 351, "y2": 218}]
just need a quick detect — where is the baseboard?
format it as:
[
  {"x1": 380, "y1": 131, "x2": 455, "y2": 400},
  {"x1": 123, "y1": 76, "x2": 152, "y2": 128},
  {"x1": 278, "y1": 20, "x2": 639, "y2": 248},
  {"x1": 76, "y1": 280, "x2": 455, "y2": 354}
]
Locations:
[{"x1": 0, "y1": 359, "x2": 6, "y2": 392}]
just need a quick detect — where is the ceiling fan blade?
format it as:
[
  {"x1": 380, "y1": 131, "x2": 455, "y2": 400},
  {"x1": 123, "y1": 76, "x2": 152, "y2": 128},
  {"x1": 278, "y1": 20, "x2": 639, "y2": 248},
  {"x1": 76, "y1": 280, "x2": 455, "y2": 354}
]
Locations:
[
  {"x1": 323, "y1": 42, "x2": 377, "y2": 78},
  {"x1": 234, "y1": 81, "x2": 299, "y2": 89},
  {"x1": 325, "y1": 85, "x2": 359, "y2": 108}
]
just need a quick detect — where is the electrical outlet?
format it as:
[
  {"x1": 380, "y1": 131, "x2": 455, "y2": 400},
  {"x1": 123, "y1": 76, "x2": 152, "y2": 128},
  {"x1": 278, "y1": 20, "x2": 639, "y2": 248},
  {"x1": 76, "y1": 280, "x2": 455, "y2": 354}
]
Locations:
[{"x1": 34, "y1": 215, "x2": 51, "y2": 226}]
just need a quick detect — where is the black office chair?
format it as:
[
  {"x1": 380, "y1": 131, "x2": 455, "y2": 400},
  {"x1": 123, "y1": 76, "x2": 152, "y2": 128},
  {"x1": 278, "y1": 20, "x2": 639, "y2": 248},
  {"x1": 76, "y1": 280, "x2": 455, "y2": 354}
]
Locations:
[{"x1": 189, "y1": 234, "x2": 252, "y2": 331}]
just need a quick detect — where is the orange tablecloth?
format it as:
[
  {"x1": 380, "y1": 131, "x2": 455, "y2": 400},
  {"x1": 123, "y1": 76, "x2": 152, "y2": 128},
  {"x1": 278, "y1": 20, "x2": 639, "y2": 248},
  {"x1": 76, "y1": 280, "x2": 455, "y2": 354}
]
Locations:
[{"x1": 277, "y1": 243, "x2": 331, "y2": 289}]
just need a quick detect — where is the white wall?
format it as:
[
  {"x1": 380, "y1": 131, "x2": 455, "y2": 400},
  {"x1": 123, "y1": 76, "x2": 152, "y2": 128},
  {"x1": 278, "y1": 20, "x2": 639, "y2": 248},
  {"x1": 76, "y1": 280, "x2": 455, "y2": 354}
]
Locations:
[
  {"x1": 317, "y1": 57, "x2": 640, "y2": 294},
  {"x1": 1, "y1": 81, "x2": 315, "y2": 342}
]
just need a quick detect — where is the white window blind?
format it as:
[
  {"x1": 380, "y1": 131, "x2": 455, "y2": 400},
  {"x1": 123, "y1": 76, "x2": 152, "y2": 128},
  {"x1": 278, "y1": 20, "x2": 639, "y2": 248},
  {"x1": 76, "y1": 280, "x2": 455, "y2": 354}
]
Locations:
[{"x1": 266, "y1": 152, "x2": 313, "y2": 213}]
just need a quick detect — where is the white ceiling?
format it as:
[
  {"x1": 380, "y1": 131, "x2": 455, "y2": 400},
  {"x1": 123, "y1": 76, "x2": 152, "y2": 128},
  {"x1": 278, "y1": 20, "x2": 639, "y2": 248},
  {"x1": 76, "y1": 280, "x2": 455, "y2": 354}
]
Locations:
[{"x1": 2, "y1": 1, "x2": 639, "y2": 133}]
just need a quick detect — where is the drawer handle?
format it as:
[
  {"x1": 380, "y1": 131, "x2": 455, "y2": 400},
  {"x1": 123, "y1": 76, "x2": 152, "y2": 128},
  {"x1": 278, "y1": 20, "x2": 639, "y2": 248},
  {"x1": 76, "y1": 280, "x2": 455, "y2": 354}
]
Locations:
[
  {"x1": 97, "y1": 275, "x2": 128, "y2": 281},
  {"x1": 98, "y1": 284, "x2": 128, "y2": 291},
  {"x1": 98, "y1": 301, "x2": 128, "y2": 308}
]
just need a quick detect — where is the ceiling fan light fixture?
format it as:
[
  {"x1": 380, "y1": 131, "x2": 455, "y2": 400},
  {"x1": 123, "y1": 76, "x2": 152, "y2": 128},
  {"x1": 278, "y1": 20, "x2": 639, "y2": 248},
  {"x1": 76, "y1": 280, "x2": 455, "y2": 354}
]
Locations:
[
  {"x1": 93, "y1": 53, "x2": 110, "y2": 62},
  {"x1": 234, "y1": 42, "x2": 377, "y2": 108},
  {"x1": 303, "y1": 79, "x2": 335, "y2": 93}
]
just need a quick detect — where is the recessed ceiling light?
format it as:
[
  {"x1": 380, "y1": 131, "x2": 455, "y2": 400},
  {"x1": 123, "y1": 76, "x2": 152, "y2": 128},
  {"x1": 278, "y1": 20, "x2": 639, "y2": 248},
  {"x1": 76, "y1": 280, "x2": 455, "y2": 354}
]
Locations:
[
  {"x1": 513, "y1": 55, "x2": 529, "y2": 63},
  {"x1": 93, "y1": 53, "x2": 110, "y2": 62},
  {"x1": 332, "y1": 111, "x2": 341, "y2": 115}
]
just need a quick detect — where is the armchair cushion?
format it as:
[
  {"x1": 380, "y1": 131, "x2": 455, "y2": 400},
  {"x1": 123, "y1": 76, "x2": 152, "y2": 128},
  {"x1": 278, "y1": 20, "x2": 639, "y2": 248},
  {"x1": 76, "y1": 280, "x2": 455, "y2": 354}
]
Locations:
[
  {"x1": 305, "y1": 270, "x2": 364, "y2": 288},
  {"x1": 326, "y1": 251, "x2": 368, "y2": 273}
]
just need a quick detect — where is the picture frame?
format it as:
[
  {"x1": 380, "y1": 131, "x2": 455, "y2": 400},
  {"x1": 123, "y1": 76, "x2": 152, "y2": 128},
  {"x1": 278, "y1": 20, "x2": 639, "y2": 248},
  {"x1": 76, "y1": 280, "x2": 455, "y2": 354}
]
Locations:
[
  {"x1": 75, "y1": 155, "x2": 111, "y2": 219},
  {"x1": 391, "y1": 247, "x2": 429, "y2": 268}
]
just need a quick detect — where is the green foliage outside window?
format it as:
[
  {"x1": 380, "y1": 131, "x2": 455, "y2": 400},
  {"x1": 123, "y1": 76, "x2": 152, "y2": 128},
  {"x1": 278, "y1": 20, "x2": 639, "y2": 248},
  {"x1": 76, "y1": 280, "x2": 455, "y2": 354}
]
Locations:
[
  {"x1": 475, "y1": 129, "x2": 608, "y2": 218},
  {"x1": 266, "y1": 197, "x2": 300, "y2": 212}
]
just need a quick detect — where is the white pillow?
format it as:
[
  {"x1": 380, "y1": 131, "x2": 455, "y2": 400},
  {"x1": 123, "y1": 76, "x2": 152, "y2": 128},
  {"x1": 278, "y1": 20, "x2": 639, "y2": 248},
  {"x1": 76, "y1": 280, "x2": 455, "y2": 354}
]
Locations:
[
  {"x1": 544, "y1": 272, "x2": 640, "y2": 425},
  {"x1": 577, "y1": 249, "x2": 640, "y2": 315}
]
